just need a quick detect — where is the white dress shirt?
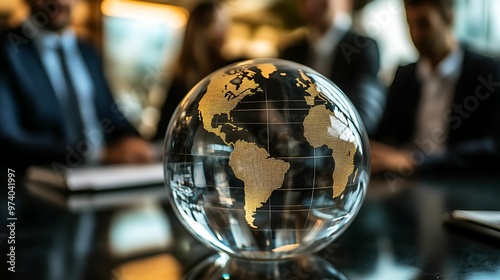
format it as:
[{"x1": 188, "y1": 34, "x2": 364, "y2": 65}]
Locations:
[
  {"x1": 414, "y1": 47, "x2": 464, "y2": 154},
  {"x1": 308, "y1": 13, "x2": 352, "y2": 77},
  {"x1": 32, "y1": 27, "x2": 104, "y2": 162}
]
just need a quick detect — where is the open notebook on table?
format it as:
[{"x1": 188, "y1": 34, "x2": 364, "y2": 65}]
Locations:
[
  {"x1": 26, "y1": 163, "x2": 164, "y2": 191},
  {"x1": 26, "y1": 181, "x2": 168, "y2": 211},
  {"x1": 444, "y1": 210, "x2": 500, "y2": 241}
]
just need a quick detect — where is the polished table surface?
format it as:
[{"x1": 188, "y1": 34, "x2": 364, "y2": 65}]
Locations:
[{"x1": 2, "y1": 173, "x2": 500, "y2": 280}]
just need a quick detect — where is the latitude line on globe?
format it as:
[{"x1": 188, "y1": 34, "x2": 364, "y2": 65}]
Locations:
[
  {"x1": 232, "y1": 108, "x2": 310, "y2": 112},
  {"x1": 170, "y1": 183, "x2": 335, "y2": 191},
  {"x1": 229, "y1": 122, "x2": 304, "y2": 125},
  {"x1": 170, "y1": 153, "x2": 334, "y2": 160},
  {"x1": 239, "y1": 100, "x2": 307, "y2": 104},
  {"x1": 208, "y1": 204, "x2": 338, "y2": 210}
]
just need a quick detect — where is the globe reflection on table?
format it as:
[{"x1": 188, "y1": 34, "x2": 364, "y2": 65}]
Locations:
[
  {"x1": 184, "y1": 253, "x2": 347, "y2": 280},
  {"x1": 163, "y1": 59, "x2": 369, "y2": 260}
]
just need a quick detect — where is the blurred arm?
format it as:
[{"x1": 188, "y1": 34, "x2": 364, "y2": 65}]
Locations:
[{"x1": 336, "y1": 35, "x2": 386, "y2": 137}]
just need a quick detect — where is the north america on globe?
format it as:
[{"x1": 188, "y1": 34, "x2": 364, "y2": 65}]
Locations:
[{"x1": 197, "y1": 62, "x2": 357, "y2": 228}]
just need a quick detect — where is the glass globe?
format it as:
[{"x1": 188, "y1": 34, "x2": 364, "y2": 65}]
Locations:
[{"x1": 163, "y1": 59, "x2": 369, "y2": 260}]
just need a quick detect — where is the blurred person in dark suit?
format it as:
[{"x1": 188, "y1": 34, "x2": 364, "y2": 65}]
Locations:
[
  {"x1": 0, "y1": 0, "x2": 154, "y2": 170},
  {"x1": 154, "y1": 2, "x2": 235, "y2": 141},
  {"x1": 280, "y1": 0, "x2": 385, "y2": 135},
  {"x1": 371, "y1": 0, "x2": 500, "y2": 175}
]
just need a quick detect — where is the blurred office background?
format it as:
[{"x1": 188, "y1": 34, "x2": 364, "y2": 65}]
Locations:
[{"x1": 1, "y1": 0, "x2": 499, "y2": 139}]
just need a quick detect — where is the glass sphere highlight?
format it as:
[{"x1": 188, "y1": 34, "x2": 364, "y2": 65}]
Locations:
[{"x1": 163, "y1": 59, "x2": 369, "y2": 260}]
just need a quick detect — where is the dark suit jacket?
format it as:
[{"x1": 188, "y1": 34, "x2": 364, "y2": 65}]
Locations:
[
  {"x1": 281, "y1": 30, "x2": 385, "y2": 135},
  {"x1": 375, "y1": 49, "x2": 500, "y2": 173},
  {"x1": 0, "y1": 27, "x2": 138, "y2": 169},
  {"x1": 153, "y1": 75, "x2": 188, "y2": 141}
]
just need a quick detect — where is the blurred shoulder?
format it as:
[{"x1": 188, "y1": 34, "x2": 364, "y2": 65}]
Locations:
[
  {"x1": 390, "y1": 62, "x2": 418, "y2": 87},
  {"x1": 340, "y1": 30, "x2": 377, "y2": 46},
  {"x1": 337, "y1": 30, "x2": 380, "y2": 64},
  {"x1": 462, "y1": 47, "x2": 500, "y2": 71},
  {"x1": 0, "y1": 25, "x2": 27, "y2": 51},
  {"x1": 0, "y1": 25, "x2": 23, "y2": 39}
]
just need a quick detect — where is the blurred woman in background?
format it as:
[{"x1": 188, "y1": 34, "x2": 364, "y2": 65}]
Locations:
[{"x1": 154, "y1": 2, "x2": 232, "y2": 140}]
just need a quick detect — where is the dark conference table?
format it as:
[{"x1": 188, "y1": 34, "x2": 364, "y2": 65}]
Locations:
[{"x1": 2, "y1": 173, "x2": 500, "y2": 280}]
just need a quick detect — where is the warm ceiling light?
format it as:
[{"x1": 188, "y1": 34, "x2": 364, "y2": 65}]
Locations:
[{"x1": 101, "y1": 0, "x2": 188, "y2": 28}]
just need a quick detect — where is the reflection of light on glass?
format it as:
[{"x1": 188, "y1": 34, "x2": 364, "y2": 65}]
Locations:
[
  {"x1": 113, "y1": 254, "x2": 182, "y2": 280},
  {"x1": 186, "y1": 253, "x2": 347, "y2": 279},
  {"x1": 101, "y1": 0, "x2": 188, "y2": 28},
  {"x1": 214, "y1": 253, "x2": 230, "y2": 267},
  {"x1": 109, "y1": 203, "x2": 172, "y2": 258}
]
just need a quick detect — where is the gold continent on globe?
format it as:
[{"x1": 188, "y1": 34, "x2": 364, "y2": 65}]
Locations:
[{"x1": 198, "y1": 62, "x2": 357, "y2": 228}]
